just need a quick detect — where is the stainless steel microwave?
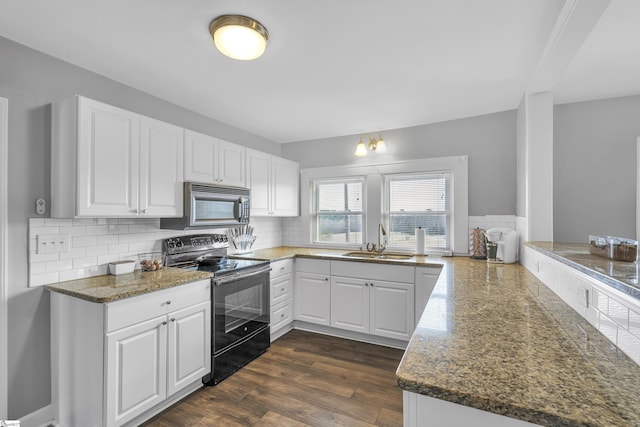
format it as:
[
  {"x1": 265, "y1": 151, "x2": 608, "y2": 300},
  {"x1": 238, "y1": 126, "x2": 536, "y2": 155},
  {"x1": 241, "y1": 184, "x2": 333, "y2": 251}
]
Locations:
[{"x1": 160, "y1": 182, "x2": 250, "y2": 230}]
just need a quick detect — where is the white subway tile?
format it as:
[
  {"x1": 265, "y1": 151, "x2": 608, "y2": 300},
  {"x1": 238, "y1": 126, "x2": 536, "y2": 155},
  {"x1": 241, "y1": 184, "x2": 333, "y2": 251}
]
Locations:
[
  {"x1": 98, "y1": 254, "x2": 122, "y2": 265},
  {"x1": 629, "y1": 310, "x2": 640, "y2": 339},
  {"x1": 154, "y1": 231, "x2": 173, "y2": 240},
  {"x1": 73, "y1": 218, "x2": 97, "y2": 225},
  {"x1": 46, "y1": 259, "x2": 73, "y2": 272},
  {"x1": 118, "y1": 233, "x2": 142, "y2": 244},
  {"x1": 617, "y1": 328, "x2": 640, "y2": 365},
  {"x1": 128, "y1": 242, "x2": 149, "y2": 253},
  {"x1": 59, "y1": 269, "x2": 89, "y2": 282},
  {"x1": 108, "y1": 224, "x2": 129, "y2": 234},
  {"x1": 85, "y1": 265, "x2": 108, "y2": 277},
  {"x1": 128, "y1": 224, "x2": 148, "y2": 233},
  {"x1": 608, "y1": 299, "x2": 629, "y2": 330},
  {"x1": 598, "y1": 312, "x2": 618, "y2": 344},
  {"x1": 30, "y1": 272, "x2": 60, "y2": 287},
  {"x1": 30, "y1": 226, "x2": 57, "y2": 238},
  {"x1": 59, "y1": 226, "x2": 87, "y2": 236},
  {"x1": 592, "y1": 289, "x2": 608, "y2": 313},
  {"x1": 96, "y1": 235, "x2": 119, "y2": 245},
  {"x1": 30, "y1": 252, "x2": 60, "y2": 263},
  {"x1": 59, "y1": 247, "x2": 86, "y2": 260},
  {"x1": 85, "y1": 245, "x2": 109, "y2": 257},
  {"x1": 73, "y1": 235, "x2": 97, "y2": 248},
  {"x1": 29, "y1": 218, "x2": 45, "y2": 227},
  {"x1": 45, "y1": 218, "x2": 73, "y2": 227},
  {"x1": 73, "y1": 256, "x2": 98, "y2": 269},
  {"x1": 109, "y1": 243, "x2": 129, "y2": 254},
  {"x1": 117, "y1": 218, "x2": 138, "y2": 225},
  {"x1": 30, "y1": 262, "x2": 46, "y2": 275},
  {"x1": 85, "y1": 225, "x2": 109, "y2": 236}
]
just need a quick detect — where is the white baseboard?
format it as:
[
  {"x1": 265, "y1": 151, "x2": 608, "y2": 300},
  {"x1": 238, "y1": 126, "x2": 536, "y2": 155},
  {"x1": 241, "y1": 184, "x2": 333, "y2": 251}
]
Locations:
[{"x1": 19, "y1": 404, "x2": 55, "y2": 427}]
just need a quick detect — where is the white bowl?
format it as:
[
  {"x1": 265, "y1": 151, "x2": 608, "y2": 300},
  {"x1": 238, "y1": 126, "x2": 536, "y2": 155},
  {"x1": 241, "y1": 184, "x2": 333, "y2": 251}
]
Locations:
[{"x1": 108, "y1": 260, "x2": 136, "y2": 275}]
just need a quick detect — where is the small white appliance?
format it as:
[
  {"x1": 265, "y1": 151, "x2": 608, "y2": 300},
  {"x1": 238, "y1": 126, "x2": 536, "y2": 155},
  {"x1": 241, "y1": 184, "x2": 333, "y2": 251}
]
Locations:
[{"x1": 485, "y1": 227, "x2": 518, "y2": 264}]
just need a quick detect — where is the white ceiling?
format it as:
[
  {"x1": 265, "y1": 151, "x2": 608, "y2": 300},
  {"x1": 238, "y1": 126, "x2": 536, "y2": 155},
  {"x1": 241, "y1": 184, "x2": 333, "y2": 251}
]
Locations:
[{"x1": 0, "y1": 1, "x2": 638, "y2": 143}]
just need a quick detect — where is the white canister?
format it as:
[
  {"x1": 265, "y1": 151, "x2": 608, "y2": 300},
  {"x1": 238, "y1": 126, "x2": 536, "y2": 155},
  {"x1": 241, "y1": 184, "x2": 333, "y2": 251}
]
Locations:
[{"x1": 415, "y1": 227, "x2": 425, "y2": 255}]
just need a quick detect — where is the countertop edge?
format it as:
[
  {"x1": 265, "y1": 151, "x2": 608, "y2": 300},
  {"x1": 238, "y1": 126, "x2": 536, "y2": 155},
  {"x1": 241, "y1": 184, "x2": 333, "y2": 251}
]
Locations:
[{"x1": 525, "y1": 242, "x2": 640, "y2": 300}]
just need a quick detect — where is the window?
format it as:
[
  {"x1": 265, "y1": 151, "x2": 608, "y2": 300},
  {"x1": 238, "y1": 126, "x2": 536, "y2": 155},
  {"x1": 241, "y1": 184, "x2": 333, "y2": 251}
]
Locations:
[
  {"x1": 311, "y1": 177, "x2": 365, "y2": 245},
  {"x1": 383, "y1": 172, "x2": 451, "y2": 251}
]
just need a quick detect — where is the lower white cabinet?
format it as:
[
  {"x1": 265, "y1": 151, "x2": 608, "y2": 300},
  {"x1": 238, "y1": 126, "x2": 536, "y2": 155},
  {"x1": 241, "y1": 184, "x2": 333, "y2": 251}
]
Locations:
[
  {"x1": 293, "y1": 259, "x2": 331, "y2": 326},
  {"x1": 331, "y1": 261, "x2": 415, "y2": 341},
  {"x1": 51, "y1": 279, "x2": 211, "y2": 427},
  {"x1": 270, "y1": 259, "x2": 294, "y2": 338}
]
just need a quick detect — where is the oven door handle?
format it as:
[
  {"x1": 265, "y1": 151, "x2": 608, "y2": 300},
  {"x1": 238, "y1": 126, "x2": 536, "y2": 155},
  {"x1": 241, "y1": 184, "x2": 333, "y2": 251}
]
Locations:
[{"x1": 213, "y1": 265, "x2": 272, "y2": 286}]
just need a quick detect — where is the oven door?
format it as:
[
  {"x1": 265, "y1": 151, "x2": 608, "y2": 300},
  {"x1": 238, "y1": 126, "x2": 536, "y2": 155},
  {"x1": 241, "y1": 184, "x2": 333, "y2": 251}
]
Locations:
[{"x1": 212, "y1": 266, "x2": 270, "y2": 354}]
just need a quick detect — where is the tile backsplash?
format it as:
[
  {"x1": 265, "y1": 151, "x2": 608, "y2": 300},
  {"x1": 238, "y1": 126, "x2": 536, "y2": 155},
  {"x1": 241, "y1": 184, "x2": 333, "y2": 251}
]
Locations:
[{"x1": 28, "y1": 216, "x2": 282, "y2": 287}]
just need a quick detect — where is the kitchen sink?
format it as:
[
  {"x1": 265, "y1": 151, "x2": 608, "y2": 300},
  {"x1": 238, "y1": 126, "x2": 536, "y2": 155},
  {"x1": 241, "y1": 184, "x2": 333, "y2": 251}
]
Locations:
[{"x1": 342, "y1": 251, "x2": 414, "y2": 260}]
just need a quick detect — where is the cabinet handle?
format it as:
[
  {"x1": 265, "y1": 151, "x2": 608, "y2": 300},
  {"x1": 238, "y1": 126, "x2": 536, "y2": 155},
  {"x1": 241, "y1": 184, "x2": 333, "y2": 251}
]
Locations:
[
  {"x1": 281, "y1": 288, "x2": 285, "y2": 291},
  {"x1": 131, "y1": 208, "x2": 138, "y2": 214},
  {"x1": 365, "y1": 282, "x2": 369, "y2": 287},
  {"x1": 370, "y1": 282, "x2": 374, "y2": 287},
  {"x1": 161, "y1": 321, "x2": 168, "y2": 326},
  {"x1": 140, "y1": 209, "x2": 146, "y2": 214},
  {"x1": 280, "y1": 267, "x2": 285, "y2": 271},
  {"x1": 324, "y1": 277, "x2": 328, "y2": 281},
  {"x1": 166, "y1": 300, "x2": 172, "y2": 305},
  {"x1": 170, "y1": 318, "x2": 176, "y2": 322},
  {"x1": 281, "y1": 313, "x2": 285, "y2": 318}
]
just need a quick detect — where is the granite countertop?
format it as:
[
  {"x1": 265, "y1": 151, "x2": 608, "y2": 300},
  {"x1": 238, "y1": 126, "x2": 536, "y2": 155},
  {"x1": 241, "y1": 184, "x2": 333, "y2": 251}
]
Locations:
[
  {"x1": 45, "y1": 267, "x2": 212, "y2": 303},
  {"x1": 230, "y1": 246, "x2": 443, "y2": 267},
  {"x1": 526, "y1": 241, "x2": 640, "y2": 300},
  {"x1": 396, "y1": 257, "x2": 640, "y2": 427}
]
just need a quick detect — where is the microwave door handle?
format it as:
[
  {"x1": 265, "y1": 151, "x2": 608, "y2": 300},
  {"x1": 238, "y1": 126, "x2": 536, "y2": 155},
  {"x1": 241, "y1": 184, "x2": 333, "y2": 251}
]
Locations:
[{"x1": 234, "y1": 198, "x2": 242, "y2": 222}]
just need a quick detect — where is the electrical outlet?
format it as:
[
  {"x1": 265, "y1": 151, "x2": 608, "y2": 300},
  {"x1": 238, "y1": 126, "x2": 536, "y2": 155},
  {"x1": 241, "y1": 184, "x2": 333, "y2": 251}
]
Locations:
[{"x1": 37, "y1": 234, "x2": 70, "y2": 254}]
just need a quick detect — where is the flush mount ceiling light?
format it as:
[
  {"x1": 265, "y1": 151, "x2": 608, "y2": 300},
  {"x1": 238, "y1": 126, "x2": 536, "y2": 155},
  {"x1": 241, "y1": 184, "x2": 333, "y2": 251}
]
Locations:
[
  {"x1": 354, "y1": 133, "x2": 386, "y2": 157},
  {"x1": 209, "y1": 15, "x2": 269, "y2": 60}
]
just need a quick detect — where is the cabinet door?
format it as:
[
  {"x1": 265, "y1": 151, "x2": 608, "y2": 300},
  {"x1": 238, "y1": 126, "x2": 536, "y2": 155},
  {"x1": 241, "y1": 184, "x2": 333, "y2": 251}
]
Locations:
[
  {"x1": 294, "y1": 272, "x2": 330, "y2": 325},
  {"x1": 370, "y1": 280, "x2": 414, "y2": 341},
  {"x1": 219, "y1": 140, "x2": 246, "y2": 187},
  {"x1": 246, "y1": 149, "x2": 271, "y2": 216},
  {"x1": 271, "y1": 156, "x2": 299, "y2": 216},
  {"x1": 77, "y1": 97, "x2": 139, "y2": 217},
  {"x1": 139, "y1": 116, "x2": 184, "y2": 217},
  {"x1": 331, "y1": 276, "x2": 369, "y2": 333},
  {"x1": 166, "y1": 302, "x2": 211, "y2": 397},
  {"x1": 184, "y1": 129, "x2": 218, "y2": 183},
  {"x1": 106, "y1": 315, "x2": 167, "y2": 427}
]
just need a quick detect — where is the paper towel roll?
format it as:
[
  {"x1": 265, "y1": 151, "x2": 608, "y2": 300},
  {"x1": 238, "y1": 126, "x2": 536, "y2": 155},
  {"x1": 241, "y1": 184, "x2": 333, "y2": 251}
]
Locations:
[{"x1": 415, "y1": 227, "x2": 425, "y2": 255}]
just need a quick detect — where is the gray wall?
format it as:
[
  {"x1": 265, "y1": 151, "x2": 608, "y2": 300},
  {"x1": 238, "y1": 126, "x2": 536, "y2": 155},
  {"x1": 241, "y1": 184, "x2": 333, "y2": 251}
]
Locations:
[
  {"x1": 554, "y1": 95, "x2": 640, "y2": 243},
  {"x1": 282, "y1": 110, "x2": 518, "y2": 216},
  {"x1": 0, "y1": 36, "x2": 279, "y2": 419}
]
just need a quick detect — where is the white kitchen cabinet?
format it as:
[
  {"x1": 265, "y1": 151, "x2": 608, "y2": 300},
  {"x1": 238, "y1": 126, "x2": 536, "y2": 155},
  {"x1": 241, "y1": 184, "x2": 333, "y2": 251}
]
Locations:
[
  {"x1": 184, "y1": 129, "x2": 245, "y2": 187},
  {"x1": 294, "y1": 259, "x2": 331, "y2": 325},
  {"x1": 270, "y1": 259, "x2": 294, "y2": 339},
  {"x1": 331, "y1": 261, "x2": 415, "y2": 341},
  {"x1": 52, "y1": 95, "x2": 184, "y2": 218},
  {"x1": 51, "y1": 279, "x2": 211, "y2": 427},
  {"x1": 246, "y1": 148, "x2": 299, "y2": 217},
  {"x1": 415, "y1": 266, "x2": 442, "y2": 326}
]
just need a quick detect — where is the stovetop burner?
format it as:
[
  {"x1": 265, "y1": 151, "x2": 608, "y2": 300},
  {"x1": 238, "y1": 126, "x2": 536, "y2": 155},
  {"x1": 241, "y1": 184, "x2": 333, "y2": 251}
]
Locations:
[{"x1": 163, "y1": 233, "x2": 268, "y2": 276}]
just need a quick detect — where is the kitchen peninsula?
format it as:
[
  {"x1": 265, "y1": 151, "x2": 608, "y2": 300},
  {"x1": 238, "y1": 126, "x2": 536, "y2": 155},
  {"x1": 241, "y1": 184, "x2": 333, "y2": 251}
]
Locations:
[{"x1": 237, "y1": 247, "x2": 640, "y2": 427}]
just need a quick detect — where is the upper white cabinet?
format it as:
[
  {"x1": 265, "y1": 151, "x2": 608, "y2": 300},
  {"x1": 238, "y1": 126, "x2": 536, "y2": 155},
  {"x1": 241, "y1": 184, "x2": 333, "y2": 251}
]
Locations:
[
  {"x1": 52, "y1": 96, "x2": 183, "y2": 218},
  {"x1": 184, "y1": 129, "x2": 245, "y2": 187},
  {"x1": 246, "y1": 148, "x2": 299, "y2": 217}
]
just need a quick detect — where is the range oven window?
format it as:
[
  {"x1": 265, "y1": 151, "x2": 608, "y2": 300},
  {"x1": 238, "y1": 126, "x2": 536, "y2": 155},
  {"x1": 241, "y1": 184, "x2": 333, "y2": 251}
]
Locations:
[
  {"x1": 213, "y1": 268, "x2": 270, "y2": 354},
  {"x1": 223, "y1": 285, "x2": 263, "y2": 333}
]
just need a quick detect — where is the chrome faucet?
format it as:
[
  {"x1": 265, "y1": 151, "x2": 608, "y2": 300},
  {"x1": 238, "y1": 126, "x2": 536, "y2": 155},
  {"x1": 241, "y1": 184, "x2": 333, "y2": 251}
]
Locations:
[{"x1": 367, "y1": 224, "x2": 387, "y2": 253}]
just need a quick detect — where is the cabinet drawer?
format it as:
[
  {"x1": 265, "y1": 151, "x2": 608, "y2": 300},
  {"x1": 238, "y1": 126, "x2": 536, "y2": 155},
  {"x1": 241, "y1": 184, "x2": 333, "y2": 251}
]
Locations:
[
  {"x1": 106, "y1": 279, "x2": 211, "y2": 333},
  {"x1": 271, "y1": 259, "x2": 294, "y2": 279},
  {"x1": 271, "y1": 274, "x2": 293, "y2": 305},
  {"x1": 271, "y1": 300, "x2": 293, "y2": 332},
  {"x1": 295, "y1": 258, "x2": 330, "y2": 275},
  {"x1": 331, "y1": 260, "x2": 414, "y2": 283}
]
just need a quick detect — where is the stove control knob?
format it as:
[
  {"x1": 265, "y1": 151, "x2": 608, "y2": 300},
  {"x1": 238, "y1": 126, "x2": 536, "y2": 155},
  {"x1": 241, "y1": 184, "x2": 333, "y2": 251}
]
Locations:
[
  {"x1": 176, "y1": 241, "x2": 183, "y2": 248},
  {"x1": 167, "y1": 241, "x2": 175, "y2": 249}
]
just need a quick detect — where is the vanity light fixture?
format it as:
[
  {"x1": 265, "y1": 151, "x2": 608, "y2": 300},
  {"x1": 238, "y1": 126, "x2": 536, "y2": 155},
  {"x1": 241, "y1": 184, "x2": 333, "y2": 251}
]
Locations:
[
  {"x1": 209, "y1": 15, "x2": 269, "y2": 60},
  {"x1": 355, "y1": 133, "x2": 386, "y2": 157}
]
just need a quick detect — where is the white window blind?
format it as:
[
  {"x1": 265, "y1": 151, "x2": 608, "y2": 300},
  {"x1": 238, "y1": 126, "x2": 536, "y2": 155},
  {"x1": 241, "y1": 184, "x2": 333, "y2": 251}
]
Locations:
[
  {"x1": 312, "y1": 177, "x2": 365, "y2": 245},
  {"x1": 383, "y1": 172, "x2": 451, "y2": 250}
]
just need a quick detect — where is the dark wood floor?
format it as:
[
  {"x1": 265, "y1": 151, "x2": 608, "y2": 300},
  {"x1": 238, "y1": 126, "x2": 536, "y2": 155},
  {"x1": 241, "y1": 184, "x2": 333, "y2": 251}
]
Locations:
[{"x1": 142, "y1": 329, "x2": 405, "y2": 426}]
